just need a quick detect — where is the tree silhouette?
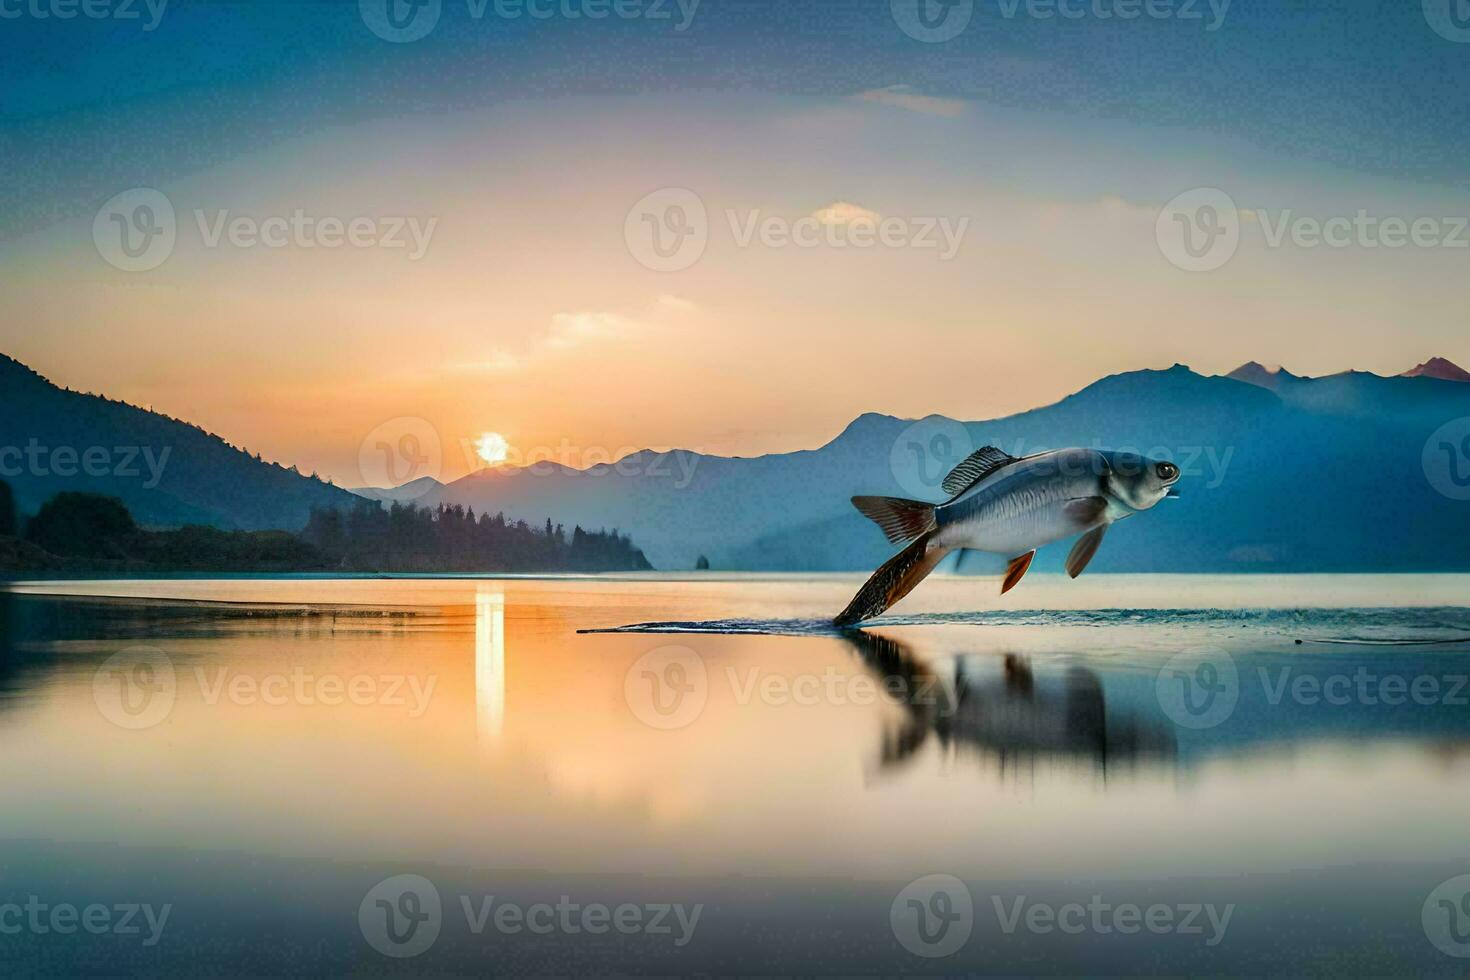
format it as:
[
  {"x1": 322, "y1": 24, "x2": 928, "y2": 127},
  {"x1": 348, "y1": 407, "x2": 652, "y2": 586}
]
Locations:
[
  {"x1": 25, "y1": 492, "x2": 136, "y2": 559},
  {"x1": 0, "y1": 480, "x2": 14, "y2": 538}
]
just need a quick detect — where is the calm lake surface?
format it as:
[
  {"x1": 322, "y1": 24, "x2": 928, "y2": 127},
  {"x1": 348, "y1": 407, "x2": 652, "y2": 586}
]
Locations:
[{"x1": 2, "y1": 574, "x2": 1469, "y2": 975}]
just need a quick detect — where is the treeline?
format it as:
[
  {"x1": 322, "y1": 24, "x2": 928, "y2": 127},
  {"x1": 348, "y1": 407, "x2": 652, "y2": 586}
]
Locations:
[
  {"x1": 302, "y1": 501, "x2": 651, "y2": 573},
  {"x1": 0, "y1": 483, "x2": 652, "y2": 574},
  {"x1": 13, "y1": 491, "x2": 326, "y2": 572}
]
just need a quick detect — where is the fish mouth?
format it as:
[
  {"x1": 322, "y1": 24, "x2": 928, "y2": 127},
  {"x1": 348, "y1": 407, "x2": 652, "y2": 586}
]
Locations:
[{"x1": 1165, "y1": 487, "x2": 1181, "y2": 498}]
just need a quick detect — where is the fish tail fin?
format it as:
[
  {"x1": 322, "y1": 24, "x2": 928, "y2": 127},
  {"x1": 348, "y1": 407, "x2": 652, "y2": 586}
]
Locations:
[
  {"x1": 834, "y1": 530, "x2": 952, "y2": 627},
  {"x1": 851, "y1": 496, "x2": 937, "y2": 545}
]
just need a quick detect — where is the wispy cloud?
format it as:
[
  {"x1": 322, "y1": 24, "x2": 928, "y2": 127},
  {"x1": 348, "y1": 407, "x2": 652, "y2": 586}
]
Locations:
[
  {"x1": 811, "y1": 201, "x2": 880, "y2": 226},
  {"x1": 452, "y1": 302, "x2": 688, "y2": 374},
  {"x1": 855, "y1": 85, "x2": 968, "y2": 118},
  {"x1": 655, "y1": 294, "x2": 699, "y2": 313},
  {"x1": 544, "y1": 311, "x2": 639, "y2": 350}
]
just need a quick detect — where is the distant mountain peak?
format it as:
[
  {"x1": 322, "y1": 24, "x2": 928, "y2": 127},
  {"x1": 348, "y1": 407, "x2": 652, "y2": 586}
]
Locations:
[
  {"x1": 833, "y1": 411, "x2": 903, "y2": 440},
  {"x1": 1402, "y1": 356, "x2": 1470, "y2": 382},
  {"x1": 1226, "y1": 361, "x2": 1298, "y2": 390}
]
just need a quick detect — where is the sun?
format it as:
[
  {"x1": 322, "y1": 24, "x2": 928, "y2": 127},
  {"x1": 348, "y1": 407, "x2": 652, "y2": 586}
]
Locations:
[{"x1": 474, "y1": 431, "x2": 509, "y2": 466}]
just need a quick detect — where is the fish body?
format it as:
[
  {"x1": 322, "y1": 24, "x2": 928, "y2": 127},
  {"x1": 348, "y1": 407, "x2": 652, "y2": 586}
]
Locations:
[
  {"x1": 933, "y1": 448, "x2": 1123, "y2": 555},
  {"x1": 835, "y1": 445, "x2": 1180, "y2": 626}
]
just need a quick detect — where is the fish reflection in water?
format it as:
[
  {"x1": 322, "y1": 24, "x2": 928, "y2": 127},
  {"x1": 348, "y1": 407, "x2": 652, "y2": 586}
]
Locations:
[{"x1": 837, "y1": 629, "x2": 1176, "y2": 777}]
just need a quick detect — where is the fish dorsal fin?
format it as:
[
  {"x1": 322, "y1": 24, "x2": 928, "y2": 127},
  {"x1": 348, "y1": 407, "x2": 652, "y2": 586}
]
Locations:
[{"x1": 942, "y1": 446, "x2": 1020, "y2": 497}]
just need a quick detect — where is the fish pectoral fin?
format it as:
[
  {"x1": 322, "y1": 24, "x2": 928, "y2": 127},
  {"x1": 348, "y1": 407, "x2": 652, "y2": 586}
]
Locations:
[
  {"x1": 1001, "y1": 550, "x2": 1036, "y2": 595},
  {"x1": 1065, "y1": 524, "x2": 1108, "y2": 579},
  {"x1": 1063, "y1": 495, "x2": 1109, "y2": 525}
]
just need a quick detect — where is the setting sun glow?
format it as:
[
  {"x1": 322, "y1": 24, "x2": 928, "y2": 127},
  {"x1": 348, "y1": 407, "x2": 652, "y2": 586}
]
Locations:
[{"x1": 475, "y1": 431, "x2": 509, "y2": 465}]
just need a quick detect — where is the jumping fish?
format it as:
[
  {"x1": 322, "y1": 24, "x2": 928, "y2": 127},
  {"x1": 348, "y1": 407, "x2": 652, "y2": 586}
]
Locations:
[{"x1": 834, "y1": 446, "x2": 1180, "y2": 626}]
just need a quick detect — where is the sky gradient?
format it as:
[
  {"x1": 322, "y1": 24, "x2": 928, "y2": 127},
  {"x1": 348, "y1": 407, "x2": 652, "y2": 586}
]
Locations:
[{"x1": 2, "y1": 0, "x2": 1468, "y2": 486}]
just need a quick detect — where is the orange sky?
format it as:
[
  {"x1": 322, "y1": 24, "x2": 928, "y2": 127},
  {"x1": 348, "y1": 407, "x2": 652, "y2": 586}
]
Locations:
[{"x1": 3, "y1": 93, "x2": 1466, "y2": 488}]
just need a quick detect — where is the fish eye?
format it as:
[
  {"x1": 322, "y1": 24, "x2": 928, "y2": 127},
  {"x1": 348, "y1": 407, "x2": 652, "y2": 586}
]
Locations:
[{"x1": 1156, "y1": 462, "x2": 1179, "y2": 482}]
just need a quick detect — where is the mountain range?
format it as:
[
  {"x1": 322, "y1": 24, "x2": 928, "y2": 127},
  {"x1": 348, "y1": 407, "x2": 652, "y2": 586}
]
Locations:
[
  {"x1": 0, "y1": 354, "x2": 359, "y2": 530},
  {"x1": 408, "y1": 358, "x2": 1470, "y2": 572},
  {"x1": 1228, "y1": 357, "x2": 1470, "y2": 388},
  {"x1": 3, "y1": 350, "x2": 1469, "y2": 573}
]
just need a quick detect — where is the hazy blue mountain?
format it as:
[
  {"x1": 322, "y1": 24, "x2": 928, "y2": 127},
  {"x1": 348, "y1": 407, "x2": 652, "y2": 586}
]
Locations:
[
  {"x1": 347, "y1": 476, "x2": 444, "y2": 504},
  {"x1": 1227, "y1": 359, "x2": 1470, "y2": 423},
  {"x1": 427, "y1": 363, "x2": 1470, "y2": 573},
  {"x1": 0, "y1": 354, "x2": 359, "y2": 530},
  {"x1": 1225, "y1": 361, "x2": 1299, "y2": 390}
]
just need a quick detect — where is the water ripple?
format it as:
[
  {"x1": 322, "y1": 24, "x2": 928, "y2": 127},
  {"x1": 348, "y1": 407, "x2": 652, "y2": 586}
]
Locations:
[{"x1": 581, "y1": 606, "x2": 1470, "y2": 646}]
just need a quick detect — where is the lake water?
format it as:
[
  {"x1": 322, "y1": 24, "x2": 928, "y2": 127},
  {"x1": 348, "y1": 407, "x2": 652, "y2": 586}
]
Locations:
[{"x1": 2, "y1": 574, "x2": 1470, "y2": 974}]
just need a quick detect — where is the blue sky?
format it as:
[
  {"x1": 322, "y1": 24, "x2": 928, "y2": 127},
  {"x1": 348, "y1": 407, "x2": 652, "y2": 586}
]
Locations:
[{"x1": 4, "y1": 0, "x2": 1468, "y2": 240}]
